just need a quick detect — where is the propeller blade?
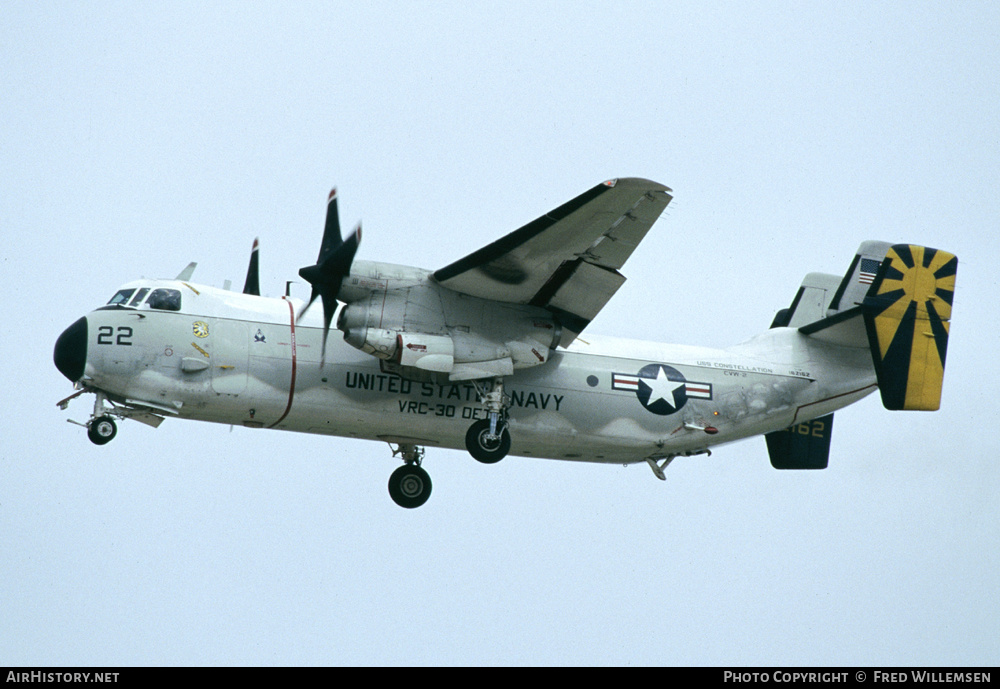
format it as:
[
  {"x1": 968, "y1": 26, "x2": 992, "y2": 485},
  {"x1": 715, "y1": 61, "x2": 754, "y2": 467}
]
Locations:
[
  {"x1": 317, "y1": 188, "x2": 343, "y2": 264},
  {"x1": 243, "y1": 237, "x2": 260, "y2": 296},
  {"x1": 297, "y1": 190, "x2": 363, "y2": 364},
  {"x1": 297, "y1": 288, "x2": 319, "y2": 321},
  {"x1": 320, "y1": 288, "x2": 337, "y2": 367},
  {"x1": 329, "y1": 222, "x2": 361, "y2": 274}
]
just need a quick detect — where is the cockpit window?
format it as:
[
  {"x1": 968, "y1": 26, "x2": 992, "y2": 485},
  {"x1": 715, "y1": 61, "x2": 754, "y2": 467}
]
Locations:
[
  {"x1": 128, "y1": 287, "x2": 150, "y2": 306},
  {"x1": 107, "y1": 289, "x2": 136, "y2": 306},
  {"x1": 147, "y1": 288, "x2": 181, "y2": 311}
]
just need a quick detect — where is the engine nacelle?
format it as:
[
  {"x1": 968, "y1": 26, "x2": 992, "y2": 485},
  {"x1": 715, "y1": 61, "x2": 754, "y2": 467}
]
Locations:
[
  {"x1": 397, "y1": 332, "x2": 455, "y2": 372},
  {"x1": 344, "y1": 326, "x2": 399, "y2": 360},
  {"x1": 341, "y1": 324, "x2": 455, "y2": 373},
  {"x1": 335, "y1": 277, "x2": 562, "y2": 380}
]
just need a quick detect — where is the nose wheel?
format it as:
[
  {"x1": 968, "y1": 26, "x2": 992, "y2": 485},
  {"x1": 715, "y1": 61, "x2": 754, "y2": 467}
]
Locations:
[
  {"x1": 70, "y1": 391, "x2": 122, "y2": 446},
  {"x1": 87, "y1": 415, "x2": 118, "y2": 445}
]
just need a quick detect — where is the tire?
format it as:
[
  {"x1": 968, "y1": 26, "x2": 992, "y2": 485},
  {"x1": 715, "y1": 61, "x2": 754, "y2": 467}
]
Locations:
[
  {"x1": 87, "y1": 415, "x2": 117, "y2": 445},
  {"x1": 388, "y1": 464, "x2": 432, "y2": 509},
  {"x1": 465, "y1": 419, "x2": 511, "y2": 464}
]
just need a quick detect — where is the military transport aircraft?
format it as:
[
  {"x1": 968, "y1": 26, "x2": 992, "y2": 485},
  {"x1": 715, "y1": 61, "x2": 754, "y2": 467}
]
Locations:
[{"x1": 53, "y1": 178, "x2": 957, "y2": 508}]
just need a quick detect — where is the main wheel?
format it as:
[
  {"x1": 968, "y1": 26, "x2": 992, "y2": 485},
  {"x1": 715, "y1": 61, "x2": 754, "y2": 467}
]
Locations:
[
  {"x1": 388, "y1": 464, "x2": 432, "y2": 509},
  {"x1": 87, "y1": 415, "x2": 117, "y2": 445},
  {"x1": 465, "y1": 418, "x2": 511, "y2": 464}
]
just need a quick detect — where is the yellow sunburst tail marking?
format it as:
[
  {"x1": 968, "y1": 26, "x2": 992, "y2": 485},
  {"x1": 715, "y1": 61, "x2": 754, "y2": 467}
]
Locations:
[{"x1": 862, "y1": 244, "x2": 957, "y2": 410}]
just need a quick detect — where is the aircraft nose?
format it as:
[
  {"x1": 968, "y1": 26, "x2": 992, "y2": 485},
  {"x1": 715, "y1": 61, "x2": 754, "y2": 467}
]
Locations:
[{"x1": 54, "y1": 316, "x2": 88, "y2": 382}]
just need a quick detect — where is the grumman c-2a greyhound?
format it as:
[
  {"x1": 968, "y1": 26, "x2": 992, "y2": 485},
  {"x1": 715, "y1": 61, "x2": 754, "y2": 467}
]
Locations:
[{"x1": 54, "y1": 178, "x2": 958, "y2": 508}]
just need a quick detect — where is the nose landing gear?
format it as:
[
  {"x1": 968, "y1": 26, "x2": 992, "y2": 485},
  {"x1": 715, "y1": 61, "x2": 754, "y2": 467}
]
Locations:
[
  {"x1": 87, "y1": 415, "x2": 118, "y2": 445},
  {"x1": 82, "y1": 392, "x2": 123, "y2": 445},
  {"x1": 58, "y1": 389, "x2": 145, "y2": 446}
]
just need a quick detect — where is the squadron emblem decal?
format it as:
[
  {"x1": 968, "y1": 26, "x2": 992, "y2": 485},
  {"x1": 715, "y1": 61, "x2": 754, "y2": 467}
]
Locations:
[
  {"x1": 862, "y1": 244, "x2": 957, "y2": 411},
  {"x1": 612, "y1": 364, "x2": 712, "y2": 415},
  {"x1": 192, "y1": 321, "x2": 209, "y2": 338}
]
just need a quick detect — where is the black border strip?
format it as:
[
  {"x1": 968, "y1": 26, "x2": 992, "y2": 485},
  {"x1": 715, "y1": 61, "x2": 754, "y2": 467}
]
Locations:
[
  {"x1": 827, "y1": 253, "x2": 860, "y2": 312},
  {"x1": 433, "y1": 182, "x2": 610, "y2": 282},
  {"x1": 798, "y1": 305, "x2": 865, "y2": 335}
]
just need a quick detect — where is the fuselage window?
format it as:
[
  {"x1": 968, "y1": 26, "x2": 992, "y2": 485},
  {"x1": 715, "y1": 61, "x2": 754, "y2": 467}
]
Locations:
[
  {"x1": 147, "y1": 288, "x2": 182, "y2": 311},
  {"x1": 128, "y1": 287, "x2": 150, "y2": 306},
  {"x1": 107, "y1": 289, "x2": 136, "y2": 306}
]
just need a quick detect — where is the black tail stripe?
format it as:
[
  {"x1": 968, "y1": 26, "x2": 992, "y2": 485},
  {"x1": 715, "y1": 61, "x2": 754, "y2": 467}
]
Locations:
[
  {"x1": 936, "y1": 286, "x2": 955, "y2": 307},
  {"x1": 868, "y1": 288, "x2": 907, "y2": 316},
  {"x1": 879, "y1": 300, "x2": 919, "y2": 409},
  {"x1": 926, "y1": 299, "x2": 950, "y2": 367},
  {"x1": 934, "y1": 256, "x2": 958, "y2": 279},
  {"x1": 883, "y1": 264, "x2": 905, "y2": 282},
  {"x1": 894, "y1": 244, "x2": 915, "y2": 269}
]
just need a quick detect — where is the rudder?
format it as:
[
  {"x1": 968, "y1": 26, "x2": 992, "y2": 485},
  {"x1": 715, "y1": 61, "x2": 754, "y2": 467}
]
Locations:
[
  {"x1": 766, "y1": 414, "x2": 834, "y2": 469},
  {"x1": 862, "y1": 244, "x2": 958, "y2": 411}
]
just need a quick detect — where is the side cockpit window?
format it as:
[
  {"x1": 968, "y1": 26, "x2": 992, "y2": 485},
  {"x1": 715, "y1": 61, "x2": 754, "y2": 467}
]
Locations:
[
  {"x1": 128, "y1": 287, "x2": 150, "y2": 306},
  {"x1": 107, "y1": 289, "x2": 136, "y2": 306},
  {"x1": 147, "y1": 288, "x2": 182, "y2": 311}
]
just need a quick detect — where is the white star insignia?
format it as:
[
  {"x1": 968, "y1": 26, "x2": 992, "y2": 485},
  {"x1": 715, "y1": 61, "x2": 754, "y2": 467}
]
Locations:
[{"x1": 641, "y1": 366, "x2": 685, "y2": 409}]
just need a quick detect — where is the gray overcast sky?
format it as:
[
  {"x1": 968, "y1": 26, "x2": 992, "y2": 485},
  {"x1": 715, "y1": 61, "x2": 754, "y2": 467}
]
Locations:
[{"x1": 2, "y1": 1, "x2": 997, "y2": 666}]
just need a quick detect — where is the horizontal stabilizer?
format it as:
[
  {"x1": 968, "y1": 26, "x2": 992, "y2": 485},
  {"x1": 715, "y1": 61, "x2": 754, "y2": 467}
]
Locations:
[
  {"x1": 765, "y1": 414, "x2": 834, "y2": 470},
  {"x1": 862, "y1": 244, "x2": 957, "y2": 411},
  {"x1": 798, "y1": 306, "x2": 868, "y2": 348},
  {"x1": 771, "y1": 273, "x2": 842, "y2": 329}
]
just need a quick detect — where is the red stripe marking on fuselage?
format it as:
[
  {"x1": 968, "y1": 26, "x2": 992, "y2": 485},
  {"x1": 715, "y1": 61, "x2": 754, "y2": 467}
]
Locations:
[{"x1": 269, "y1": 298, "x2": 298, "y2": 428}]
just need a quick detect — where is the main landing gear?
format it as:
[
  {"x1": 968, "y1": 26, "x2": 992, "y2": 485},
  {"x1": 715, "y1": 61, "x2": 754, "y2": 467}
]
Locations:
[
  {"x1": 465, "y1": 376, "x2": 511, "y2": 464},
  {"x1": 386, "y1": 376, "x2": 512, "y2": 508},
  {"x1": 388, "y1": 444, "x2": 432, "y2": 509}
]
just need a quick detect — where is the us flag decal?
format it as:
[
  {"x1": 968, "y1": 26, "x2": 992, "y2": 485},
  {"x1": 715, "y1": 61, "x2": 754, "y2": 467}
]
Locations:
[{"x1": 859, "y1": 257, "x2": 881, "y2": 285}]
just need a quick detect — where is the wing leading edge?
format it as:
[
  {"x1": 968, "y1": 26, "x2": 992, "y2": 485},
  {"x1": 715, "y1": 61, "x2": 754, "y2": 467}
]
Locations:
[{"x1": 433, "y1": 178, "x2": 672, "y2": 345}]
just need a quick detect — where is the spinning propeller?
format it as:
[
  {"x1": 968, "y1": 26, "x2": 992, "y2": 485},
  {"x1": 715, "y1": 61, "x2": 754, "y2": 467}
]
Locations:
[
  {"x1": 242, "y1": 237, "x2": 260, "y2": 296},
  {"x1": 298, "y1": 188, "x2": 362, "y2": 364}
]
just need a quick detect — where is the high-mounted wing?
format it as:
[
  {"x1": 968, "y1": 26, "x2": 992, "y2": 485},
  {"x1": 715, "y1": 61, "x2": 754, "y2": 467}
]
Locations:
[{"x1": 433, "y1": 178, "x2": 672, "y2": 344}]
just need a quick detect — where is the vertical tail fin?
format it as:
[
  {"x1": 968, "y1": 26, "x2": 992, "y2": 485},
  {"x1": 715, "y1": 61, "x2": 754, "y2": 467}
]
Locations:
[
  {"x1": 766, "y1": 414, "x2": 834, "y2": 469},
  {"x1": 772, "y1": 241, "x2": 893, "y2": 333},
  {"x1": 862, "y1": 245, "x2": 958, "y2": 411},
  {"x1": 827, "y1": 240, "x2": 895, "y2": 315}
]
